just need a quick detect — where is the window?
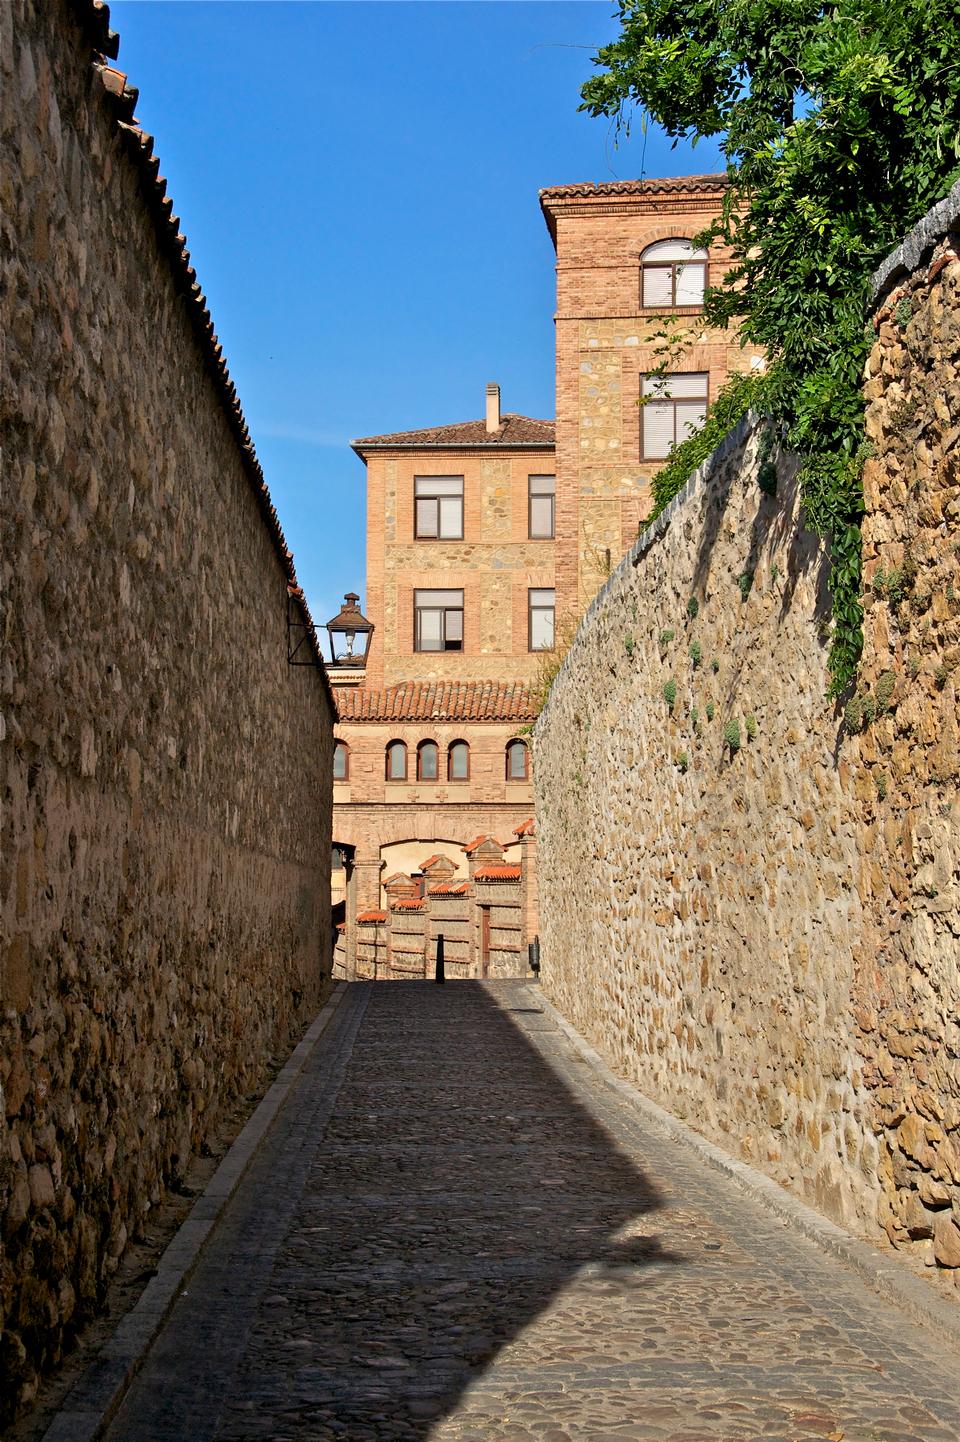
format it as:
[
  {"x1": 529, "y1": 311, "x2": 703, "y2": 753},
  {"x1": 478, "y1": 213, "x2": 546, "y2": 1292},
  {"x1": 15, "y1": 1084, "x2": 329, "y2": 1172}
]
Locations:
[
  {"x1": 641, "y1": 238, "x2": 708, "y2": 308},
  {"x1": 506, "y1": 739, "x2": 529, "y2": 781},
  {"x1": 333, "y1": 741, "x2": 349, "y2": 780},
  {"x1": 448, "y1": 740, "x2": 470, "y2": 781},
  {"x1": 528, "y1": 475, "x2": 556, "y2": 539},
  {"x1": 640, "y1": 373, "x2": 709, "y2": 460},
  {"x1": 414, "y1": 476, "x2": 464, "y2": 539},
  {"x1": 528, "y1": 588, "x2": 555, "y2": 651},
  {"x1": 417, "y1": 740, "x2": 438, "y2": 781},
  {"x1": 414, "y1": 589, "x2": 464, "y2": 652},
  {"x1": 385, "y1": 740, "x2": 407, "y2": 781}
]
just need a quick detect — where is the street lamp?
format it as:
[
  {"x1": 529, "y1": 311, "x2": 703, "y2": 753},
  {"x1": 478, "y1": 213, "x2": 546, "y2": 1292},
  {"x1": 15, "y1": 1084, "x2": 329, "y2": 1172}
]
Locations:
[{"x1": 325, "y1": 592, "x2": 374, "y2": 668}]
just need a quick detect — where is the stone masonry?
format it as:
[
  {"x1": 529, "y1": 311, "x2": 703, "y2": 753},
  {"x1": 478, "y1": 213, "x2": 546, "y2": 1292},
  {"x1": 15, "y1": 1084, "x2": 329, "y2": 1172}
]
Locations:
[
  {"x1": 534, "y1": 187, "x2": 960, "y2": 1279},
  {"x1": 0, "y1": 0, "x2": 335, "y2": 1418}
]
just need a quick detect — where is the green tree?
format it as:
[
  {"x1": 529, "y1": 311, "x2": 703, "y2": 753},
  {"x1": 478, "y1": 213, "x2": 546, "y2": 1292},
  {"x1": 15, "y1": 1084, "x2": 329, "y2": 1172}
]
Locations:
[{"x1": 582, "y1": 0, "x2": 960, "y2": 694}]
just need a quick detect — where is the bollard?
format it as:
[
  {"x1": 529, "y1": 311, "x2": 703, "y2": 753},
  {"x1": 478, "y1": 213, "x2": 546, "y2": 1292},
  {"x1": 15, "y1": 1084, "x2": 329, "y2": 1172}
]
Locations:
[
  {"x1": 528, "y1": 935, "x2": 541, "y2": 980},
  {"x1": 435, "y1": 933, "x2": 445, "y2": 984}
]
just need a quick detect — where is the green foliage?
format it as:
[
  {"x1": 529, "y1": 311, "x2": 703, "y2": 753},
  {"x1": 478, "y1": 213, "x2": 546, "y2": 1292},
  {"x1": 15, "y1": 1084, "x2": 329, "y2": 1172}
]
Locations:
[
  {"x1": 875, "y1": 770, "x2": 888, "y2": 801},
  {"x1": 723, "y1": 718, "x2": 742, "y2": 752},
  {"x1": 624, "y1": 633, "x2": 636, "y2": 658},
  {"x1": 745, "y1": 714, "x2": 757, "y2": 741},
  {"x1": 663, "y1": 678, "x2": 677, "y2": 709},
  {"x1": 711, "y1": 658, "x2": 720, "y2": 674},
  {"x1": 737, "y1": 570, "x2": 754, "y2": 600},
  {"x1": 844, "y1": 693, "x2": 865, "y2": 733},
  {"x1": 645, "y1": 372, "x2": 763, "y2": 524},
  {"x1": 895, "y1": 297, "x2": 913, "y2": 328},
  {"x1": 690, "y1": 640, "x2": 702, "y2": 668},
  {"x1": 687, "y1": 596, "x2": 699, "y2": 620},
  {"x1": 861, "y1": 693, "x2": 877, "y2": 726},
  {"x1": 677, "y1": 750, "x2": 689, "y2": 773},
  {"x1": 582, "y1": 0, "x2": 960, "y2": 696},
  {"x1": 659, "y1": 628, "x2": 675, "y2": 649},
  {"x1": 705, "y1": 700, "x2": 715, "y2": 721},
  {"x1": 909, "y1": 656, "x2": 920, "y2": 679},
  {"x1": 935, "y1": 663, "x2": 949, "y2": 688},
  {"x1": 875, "y1": 670, "x2": 896, "y2": 713}
]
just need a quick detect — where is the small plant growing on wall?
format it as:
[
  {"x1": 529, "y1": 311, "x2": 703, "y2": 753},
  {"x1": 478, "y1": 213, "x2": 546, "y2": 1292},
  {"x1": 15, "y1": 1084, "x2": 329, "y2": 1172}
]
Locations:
[
  {"x1": 844, "y1": 694, "x2": 865, "y2": 733},
  {"x1": 723, "y1": 718, "x2": 742, "y2": 752},
  {"x1": 659, "y1": 628, "x2": 675, "y2": 653},
  {"x1": 909, "y1": 656, "x2": 920, "y2": 679},
  {"x1": 711, "y1": 658, "x2": 720, "y2": 674},
  {"x1": 687, "y1": 596, "x2": 699, "y2": 620},
  {"x1": 895, "y1": 296, "x2": 913, "y2": 328},
  {"x1": 705, "y1": 700, "x2": 715, "y2": 722},
  {"x1": 663, "y1": 678, "x2": 677, "y2": 710},
  {"x1": 861, "y1": 693, "x2": 876, "y2": 726},
  {"x1": 624, "y1": 634, "x2": 635, "y2": 658},
  {"x1": 745, "y1": 714, "x2": 757, "y2": 741},
  {"x1": 690, "y1": 640, "x2": 702, "y2": 669},
  {"x1": 676, "y1": 751, "x2": 689, "y2": 773},
  {"x1": 936, "y1": 663, "x2": 949, "y2": 689},
  {"x1": 737, "y1": 570, "x2": 754, "y2": 600},
  {"x1": 875, "y1": 670, "x2": 896, "y2": 714},
  {"x1": 875, "y1": 770, "x2": 888, "y2": 801}
]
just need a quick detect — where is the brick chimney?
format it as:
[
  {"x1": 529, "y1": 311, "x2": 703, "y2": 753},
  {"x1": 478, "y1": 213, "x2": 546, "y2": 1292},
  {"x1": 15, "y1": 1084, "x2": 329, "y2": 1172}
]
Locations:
[{"x1": 485, "y1": 382, "x2": 501, "y2": 433}]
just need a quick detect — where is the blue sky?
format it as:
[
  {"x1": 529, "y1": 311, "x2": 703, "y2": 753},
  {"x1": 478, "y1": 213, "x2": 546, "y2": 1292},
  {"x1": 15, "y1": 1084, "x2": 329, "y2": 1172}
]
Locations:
[{"x1": 110, "y1": 1, "x2": 723, "y2": 627}]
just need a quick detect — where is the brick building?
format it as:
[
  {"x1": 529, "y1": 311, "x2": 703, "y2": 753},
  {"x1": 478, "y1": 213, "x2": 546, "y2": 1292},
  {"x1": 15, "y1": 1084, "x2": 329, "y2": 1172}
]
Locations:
[
  {"x1": 539, "y1": 174, "x2": 765, "y2": 618},
  {"x1": 331, "y1": 175, "x2": 761, "y2": 977},
  {"x1": 329, "y1": 384, "x2": 553, "y2": 977}
]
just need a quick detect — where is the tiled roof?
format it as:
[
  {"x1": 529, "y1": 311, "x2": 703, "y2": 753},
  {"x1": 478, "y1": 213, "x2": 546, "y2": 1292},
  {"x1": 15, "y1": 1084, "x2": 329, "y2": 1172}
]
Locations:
[
  {"x1": 336, "y1": 681, "x2": 537, "y2": 724},
  {"x1": 357, "y1": 910, "x2": 388, "y2": 924},
  {"x1": 539, "y1": 174, "x2": 727, "y2": 201},
  {"x1": 463, "y1": 835, "x2": 495, "y2": 855},
  {"x1": 429, "y1": 882, "x2": 471, "y2": 896},
  {"x1": 474, "y1": 864, "x2": 522, "y2": 882},
  {"x1": 513, "y1": 819, "x2": 535, "y2": 837},
  {"x1": 383, "y1": 872, "x2": 411, "y2": 886},
  {"x1": 391, "y1": 899, "x2": 426, "y2": 912},
  {"x1": 352, "y1": 415, "x2": 555, "y2": 452},
  {"x1": 66, "y1": 4, "x2": 332, "y2": 704}
]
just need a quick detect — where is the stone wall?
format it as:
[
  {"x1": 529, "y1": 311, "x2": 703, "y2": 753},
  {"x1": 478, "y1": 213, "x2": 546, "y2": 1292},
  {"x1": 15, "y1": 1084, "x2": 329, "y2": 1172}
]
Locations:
[
  {"x1": 0, "y1": 0, "x2": 335, "y2": 1416},
  {"x1": 534, "y1": 186, "x2": 960, "y2": 1277}
]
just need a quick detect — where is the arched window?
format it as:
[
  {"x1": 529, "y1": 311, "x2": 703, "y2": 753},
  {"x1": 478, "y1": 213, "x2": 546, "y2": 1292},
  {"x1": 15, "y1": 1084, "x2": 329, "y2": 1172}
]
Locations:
[
  {"x1": 417, "y1": 740, "x2": 439, "y2": 781},
  {"x1": 506, "y1": 739, "x2": 529, "y2": 781},
  {"x1": 333, "y1": 740, "x2": 349, "y2": 781},
  {"x1": 641, "y1": 238, "x2": 708, "y2": 308},
  {"x1": 447, "y1": 740, "x2": 470, "y2": 781},
  {"x1": 385, "y1": 740, "x2": 407, "y2": 781}
]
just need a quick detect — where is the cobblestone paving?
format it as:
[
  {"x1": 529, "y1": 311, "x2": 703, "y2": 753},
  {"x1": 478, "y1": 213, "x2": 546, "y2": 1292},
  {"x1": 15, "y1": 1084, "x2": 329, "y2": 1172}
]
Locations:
[{"x1": 103, "y1": 982, "x2": 960, "y2": 1442}]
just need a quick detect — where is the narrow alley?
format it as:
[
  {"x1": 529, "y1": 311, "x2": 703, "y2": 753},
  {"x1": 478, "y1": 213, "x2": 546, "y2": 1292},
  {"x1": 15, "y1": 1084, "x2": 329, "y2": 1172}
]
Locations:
[{"x1": 93, "y1": 982, "x2": 960, "y2": 1442}]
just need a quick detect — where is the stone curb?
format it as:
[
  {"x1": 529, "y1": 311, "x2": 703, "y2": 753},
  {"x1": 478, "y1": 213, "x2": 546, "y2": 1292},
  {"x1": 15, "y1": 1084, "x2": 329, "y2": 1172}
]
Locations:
[
  {"x1": 40, "y1": 984, "x2": 349, "y2": 1442},
  {"x1": 535, "y1": 989, "x2": 960, "y2": 1352}
]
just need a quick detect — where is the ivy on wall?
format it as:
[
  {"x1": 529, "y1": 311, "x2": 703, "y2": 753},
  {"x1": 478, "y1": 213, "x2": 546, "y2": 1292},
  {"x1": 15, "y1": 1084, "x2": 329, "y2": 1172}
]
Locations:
[{"x1": 582, "y1": 0, "x2": 960, "y2": 696}]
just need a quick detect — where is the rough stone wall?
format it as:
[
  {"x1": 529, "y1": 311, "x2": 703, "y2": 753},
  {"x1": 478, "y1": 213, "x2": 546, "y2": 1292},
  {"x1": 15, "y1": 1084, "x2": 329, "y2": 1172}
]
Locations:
[
  {"x1": 534, "y1": 190, "x2": 960, "y2": 1276},
  {"x1": 0, "y1": 0, "x2": 334, "y2": 1414},
  {"x1": 854, "y1": 206, "x2": 960, "y2": 1267}
]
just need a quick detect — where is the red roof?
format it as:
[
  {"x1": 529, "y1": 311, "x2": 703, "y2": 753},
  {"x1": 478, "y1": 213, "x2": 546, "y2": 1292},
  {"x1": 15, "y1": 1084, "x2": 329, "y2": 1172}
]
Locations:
[
  {"x1": 357, "y1": 910, "x2": 387, "y2": 924},
  {"x1": 539, "y1": 174, "x2": 727, "y2": 202},
  {"x1": 429, "y1": 882, "x2": 471, "y2": 896},
  {"x1": 513, "y1": 819, "x2": 535, "y2": 837},
  {"x1": 474, "y1": 865, "x2": 522, "y2": 882},
  {"x1": 391, "y1": 899, "x2": 425, "y2": 912},
  {"x1": 353, "y1": 415, "x2": 554, "y2": 453},
  {"x1": 336, "y1": 681, "x2": 536, "y2": 724},
  {"x1": 463, "y1": 835, "x2": 495, "y2": 855}
]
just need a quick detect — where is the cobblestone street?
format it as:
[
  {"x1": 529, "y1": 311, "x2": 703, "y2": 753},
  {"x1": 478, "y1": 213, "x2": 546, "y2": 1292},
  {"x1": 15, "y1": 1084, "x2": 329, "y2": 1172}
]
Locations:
[{"x1": 101, "y1": 982, "x2": 960, "y2": 1442}]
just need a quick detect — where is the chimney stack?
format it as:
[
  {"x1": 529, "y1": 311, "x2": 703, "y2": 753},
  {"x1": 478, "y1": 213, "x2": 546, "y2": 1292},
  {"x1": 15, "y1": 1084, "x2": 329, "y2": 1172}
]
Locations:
[{"x1": 485, "y1": 382, "x2": 501, "y2": 433}]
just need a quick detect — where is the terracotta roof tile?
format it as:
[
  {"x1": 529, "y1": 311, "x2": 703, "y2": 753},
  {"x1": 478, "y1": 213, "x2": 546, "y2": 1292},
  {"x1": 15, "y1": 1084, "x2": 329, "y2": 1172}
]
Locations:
[
  {"x1": 463, "y1": 835, "x2": 491, "y2": 855},
  {"x1": 391, "y1": 899, "x2": 426, "y2": 912},
  {"x1": 513, "y1": 818, "x2": 535, "y2": 837},
  {"x1": 474, "y1": 864, "x2": 522, "y2": 881},
  {"x1": 336, "y1": 681, "x2": 537, "y2": 724},
  {"x1": 357, "y1": 910, "x2": 387, "y2": 924},
  {"x1": 429, "y1": 882, "x2": 471, "y2": 896},
  {"x1": 353, "y1": 414, "x2": 555, "y2": 452},
  {"x1": 539, "y1": 174, "x2": 727, "y2": 202},
  {"x1": 66, "y1": 3, "x2": 333, "y2": 706}
]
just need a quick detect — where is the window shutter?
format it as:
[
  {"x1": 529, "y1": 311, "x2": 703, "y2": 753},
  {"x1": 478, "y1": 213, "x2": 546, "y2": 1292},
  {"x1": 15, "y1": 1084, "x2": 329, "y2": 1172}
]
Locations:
[
  {"x1": 643, "y1": 402, "x2": 675, "y2": 458},
  {"x1": 642, "y1": 266, "x2": 673, "y2": 307}
]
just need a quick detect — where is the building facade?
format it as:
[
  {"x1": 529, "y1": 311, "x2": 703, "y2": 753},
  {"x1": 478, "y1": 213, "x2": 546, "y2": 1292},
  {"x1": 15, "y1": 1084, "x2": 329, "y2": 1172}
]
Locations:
[
  {"x1": 331, "y1": 176, "x2": 762, "y2": 977},
  {"x1": 539, "y1": 174, "x2": 765, "y2": 618},
  {"x1": 329, "y1": 385, "x2": 554, "y2": 978}
]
